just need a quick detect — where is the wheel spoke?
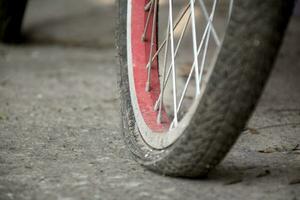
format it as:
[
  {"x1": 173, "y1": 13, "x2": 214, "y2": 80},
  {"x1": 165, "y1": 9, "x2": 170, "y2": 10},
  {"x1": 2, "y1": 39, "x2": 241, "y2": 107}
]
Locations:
[
  {"x1": 198, "y1": 0, "x2": 218, "y2": 87},
  {"x1": 157, "y1": 20, "x2": 170, "y2": 124},
  {"x1": 168, "y1": 0, "x2": 178, "y2": 128},
  {"x1": 190, "y1": 0, "x2": 200, "y2": 96},
  {"x1": 146, "y1": 2, "x2": 191, "y2": 69},
  {"x1": 170, "y1": 0, "x2": 218, "y2": 126},
  {"x1": 197, "y1": 0, "x2": 220, "y2": 46},
  {"x1": 145, "y1": 0, "x2": 158, "y2": 92},
  {"x1": 154, "y1": 11, "x2": 192, "y2": 113},
  {"x1": 144, "y1": 0, "x2": 152, "y2": 12},
  {"x1": 142, "y1": 0, "x2": 154, "y2": 42}
]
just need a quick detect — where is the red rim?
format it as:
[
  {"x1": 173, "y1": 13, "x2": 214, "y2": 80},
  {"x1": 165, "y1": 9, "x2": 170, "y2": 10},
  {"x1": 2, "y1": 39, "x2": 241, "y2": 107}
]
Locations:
[{"x1": 131, "y1": 0, "x2": 170, "y2": 132}]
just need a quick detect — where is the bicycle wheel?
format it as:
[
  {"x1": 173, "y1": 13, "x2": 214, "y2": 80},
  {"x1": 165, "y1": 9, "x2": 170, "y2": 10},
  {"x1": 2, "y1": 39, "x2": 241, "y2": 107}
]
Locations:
[{"x1": 116, "y1": 0, "x2": 294, "y2": 177}]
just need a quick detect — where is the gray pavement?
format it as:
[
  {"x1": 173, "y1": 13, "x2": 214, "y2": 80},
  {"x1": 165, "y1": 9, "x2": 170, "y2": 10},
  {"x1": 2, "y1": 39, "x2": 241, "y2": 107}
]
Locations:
[{"x1": 0, "y1": 0, "x2": 299, "y2": 199}]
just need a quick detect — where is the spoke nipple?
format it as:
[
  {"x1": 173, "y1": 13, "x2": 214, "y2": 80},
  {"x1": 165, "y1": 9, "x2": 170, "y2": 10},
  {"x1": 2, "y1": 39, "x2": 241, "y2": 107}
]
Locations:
[
  {"x1": 169, "y1": 123, "x2": 174, "y2": 131},
  {"x1": 147, "y1": 63, "x2": 152, "y2": 69},
  {"x1": 144, "y1": 1, "x2": 152, "y2": 12},
  {"x1": 154, "y1": 100, "x2": 159, "y2": 111},
  {"x1": 145, "y1": 82, "x2": 151, "y2": 92},
  {"x1": 142, "y1": 34, "x2": 147, "y2": 42},
  {"x1": 157, "y1": 113, "x2": 162, "y2": 124}
]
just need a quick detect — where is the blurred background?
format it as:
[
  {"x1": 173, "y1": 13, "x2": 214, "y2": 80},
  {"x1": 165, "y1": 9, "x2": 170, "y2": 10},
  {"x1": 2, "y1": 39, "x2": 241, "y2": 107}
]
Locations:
[
  {"x1": 23, "y1": 0, "x2": 115, "y2": 48},
  {"x1": 21, "y1": 0, "x2": 300, "y2": 47},
  {"x1": 20, "y1": 0, "x2": 300, "y2": 48}
]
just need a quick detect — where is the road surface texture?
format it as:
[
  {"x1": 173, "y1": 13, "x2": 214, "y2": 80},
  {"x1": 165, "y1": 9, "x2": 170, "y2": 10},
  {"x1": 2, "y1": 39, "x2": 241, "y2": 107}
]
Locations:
[{"x1": 0, "y1": 0, "x2": 299, "y2": 199}]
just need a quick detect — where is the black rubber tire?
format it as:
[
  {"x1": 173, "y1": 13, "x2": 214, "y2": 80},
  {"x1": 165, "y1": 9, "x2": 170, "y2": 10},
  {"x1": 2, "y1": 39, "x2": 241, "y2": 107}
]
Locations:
[
  {"x1": 0, "y1": 0, "x2": 27, "y2": 43},
  {"x1": 116, "y1": 0, "x2": 295, "y2": 177}
]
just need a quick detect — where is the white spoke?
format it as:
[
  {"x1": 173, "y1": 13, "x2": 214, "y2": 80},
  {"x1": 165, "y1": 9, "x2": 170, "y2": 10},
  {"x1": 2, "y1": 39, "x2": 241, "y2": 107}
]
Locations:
[
  {"x1": 145, "y1": 0, "x2": 158, "y2": 92},
  {"x1": 198, "y1": 0, "x2": 218, "y2": 87},
  {"x1": 198, "y1": 0, "x2": 220, "y2": 46},
  {"x1": 170, "y1": 0, "x2": 218, "y2": 126},
  {"x1": 144, "y1": 0, "x2": 152, "y2": 12},
  {"x1": 190, "y1": 0, "x2": 200, "y2": 96},
  {"x1": 142, "y1": 0, "x2": 154, "y2": 41},
  {"x1": 198, "y1": 31, "x2": 211, "y2": 87},
  {"x1": 154, "y1": 11, "x2": 192, "y2": 112},
  {"x1": 146, "y1": 2, "x2": 191, "y2": 69},
  {"x1": 168, "y1": 0, "x2": 178, "y2": 128},
  {"x1": 157, "y1": 20, "x2": 170, "y2": 124},
  {"x1": 170, "y1": 25, "x2": 210, "y2": 128}
]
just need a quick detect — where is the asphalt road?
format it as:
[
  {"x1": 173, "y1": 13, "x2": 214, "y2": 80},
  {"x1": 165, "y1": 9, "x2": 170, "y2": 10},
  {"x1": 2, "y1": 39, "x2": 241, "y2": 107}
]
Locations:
[{"x1": 0, "y1": 0, "x2": 299, "y2": 199}]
